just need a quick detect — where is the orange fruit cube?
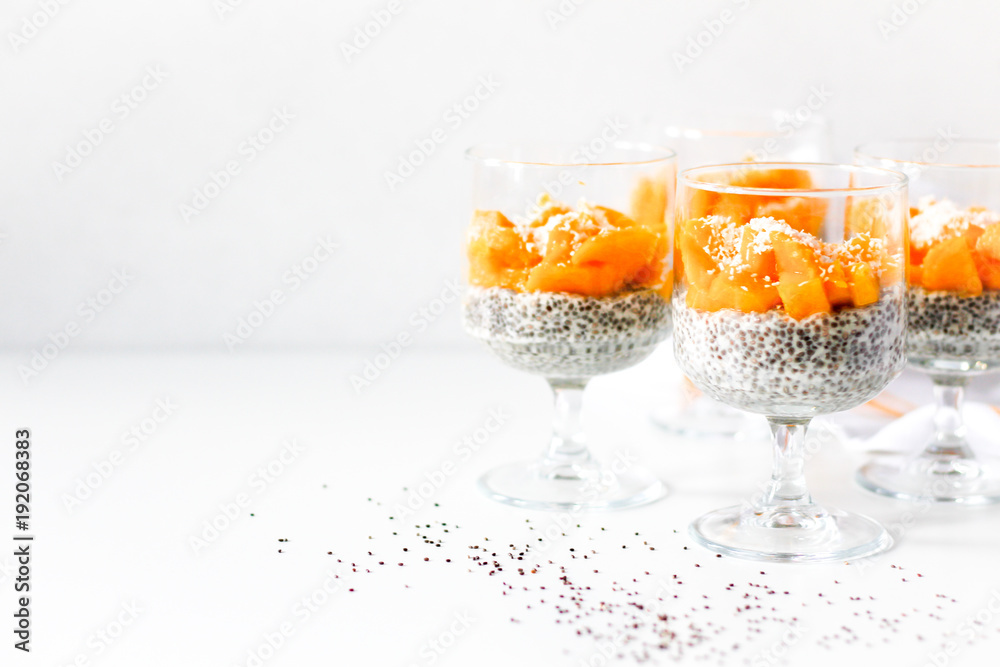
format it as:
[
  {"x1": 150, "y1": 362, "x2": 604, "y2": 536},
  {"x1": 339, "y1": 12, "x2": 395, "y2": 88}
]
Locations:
[
  {"x1": 847, "y1": 262, "x2": 880, "y2": 307},
  {"x1": 922, "y1": 236, "x2": 983, "y2": 296}
]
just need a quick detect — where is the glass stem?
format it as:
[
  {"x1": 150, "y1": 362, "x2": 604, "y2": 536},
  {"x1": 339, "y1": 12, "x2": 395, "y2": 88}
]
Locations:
[
  {"x1": 545, "y1": 379, "x2": 592, "y2": 466},
  {"x1": 762, "y1": 418, "x2": 813, "y2": 509},
  {"x1": 925, "y1": 375, "x2": 974, "y2": 460}
]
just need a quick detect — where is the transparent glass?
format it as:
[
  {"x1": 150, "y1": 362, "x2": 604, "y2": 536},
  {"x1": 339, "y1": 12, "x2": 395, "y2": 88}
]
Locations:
[
  {"x1": 674, "y1": 162, "x2": 907, "y2": 561},
  {"x1": 645, "y1": 110, "x2": 832, "y2": 440},
  {"x1": 855, "y1": 139, "x2": 1000, "y2": 503},
  {"x1": 463, "y1": 143, "x2": 676, "y2": 511}
]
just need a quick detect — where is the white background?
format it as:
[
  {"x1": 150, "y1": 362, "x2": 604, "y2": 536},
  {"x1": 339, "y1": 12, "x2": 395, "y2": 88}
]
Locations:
[
  {"x1": 1, "y1": 0, "x2": 999, "y2": 358},
  {"x1": 3, "y1": 3, "x2": 1000, "y2": 666}
]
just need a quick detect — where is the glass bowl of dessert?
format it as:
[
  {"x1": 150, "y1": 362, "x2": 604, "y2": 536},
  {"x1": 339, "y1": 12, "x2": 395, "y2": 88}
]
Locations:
[
  {"x1": 463, "y1": 143, "x2": 676, "y2": 511},
  {"x1": 645, "y1": 111, "x2": 832, "y2": 440},
  {"x1": 855, "y1": 139, "x2": 1000, "y2": 503},
  {"x1": 674, "y1": 162, "x2": 908, "y2": 561}
]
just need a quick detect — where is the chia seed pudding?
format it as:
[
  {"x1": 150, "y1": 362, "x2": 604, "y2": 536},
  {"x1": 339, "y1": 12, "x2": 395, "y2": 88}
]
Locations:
[
  {"x1": 463, "y1": 285, "x2": 671, "y2": 379},
  {"x1": 907, "y1": 287, "x2": 1000, "y2": 372},
  {"x1": 673, "y1": 287, "x2": 906, "y2": 418}
]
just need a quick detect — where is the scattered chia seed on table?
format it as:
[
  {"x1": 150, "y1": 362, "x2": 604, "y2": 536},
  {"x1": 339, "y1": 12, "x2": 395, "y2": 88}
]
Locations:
[
  {"x1": 463, "y1": 286, "x2": 671, "y2": 379},
  {"x1": 275, "y1": 493, "x2": 976, "y2": 663},
  {"x1": 672, "y1": 287, "x2": 906, "y2": 417}
]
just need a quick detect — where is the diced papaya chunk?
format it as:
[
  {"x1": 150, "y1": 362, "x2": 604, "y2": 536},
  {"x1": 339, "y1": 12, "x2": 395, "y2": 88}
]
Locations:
[
  {"x1": 738, "y1": 226, "x2": 777, "y2": 278},
  {"x1": 823, "y1": 260, "x2": 853, "y2": 307},
  {"x1": 847, "y1": 262, "x2": 880, "y2": 308},
  {"x1": 922, "y1": 236, "x2": 983, "y2": 296},
  {"x1": 846, "y1": 197, "x2": 888, "y2": 240},
  {"x1": 976, "y1": 223, "x2": 1000, "y2": 263},
  {"x1": 735, "y1": 168, "x2": 813, "y2": 191},
  {"x1": 472, "y1": 209, "x2": 514, "y2": 229},
  {"x1": 685, "y1": 188, "x2": 719, "y2": 223},
  {"x1": 757, "y1": 197, "x2": 826, "y2": 237},
  {"x1": 541, "y1": 227, "x2": 575, "y2": 265},
  {"x1": 771, "y1": 233, "x2": 830, "y2": 318},
  {"x1": 974, "y1": 254, "x2": 1000, "y2": 291},
  {"x1": 909, "y1": 263, "x2": 923, "y2": 288},
  {"x1": 573, "y1": 227, "x2": 657, "y2": 268},
  {"x1": 777, "y1": 277, "x2": 831, "y2": 320},
  {"x1": 686, "y1": 284, "x2": 719, "y2": 311},
  {"x1": 467, "y1": 216, "x2": 538, "y2": 290},
  {"x1": 706, "y1": 275, "x2": 738, "y2": 311},
  {"x1": 965, "y1": 224, "x2": 985, "y2": 249},
  {"x1": 772, "y1": 233, "x2": 822, "y2": 279},
  {"x1": 525, "y1": 263, "x2": 601, "y2": 296},
  {"x1": 844, "y1": 234, "x2": 882, "y2": 265},
  {"x1": 594, "y1": 206, "x2": 636, "y2": 229},
  {"x1": 628, "y1": 175, "x2": 668, "y2": 229},
  {"x1": 678, "y1": 229, "x2": 717, "y2": 290},
  {"x1": 733, "y1": 274, "x2": 782, "y2": 313}
]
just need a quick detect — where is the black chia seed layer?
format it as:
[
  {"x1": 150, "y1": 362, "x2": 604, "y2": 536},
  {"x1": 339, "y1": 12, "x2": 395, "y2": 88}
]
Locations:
[
  {"x1": 463, "y1": 286, "x2": 671, "y2": 379},
  {"x1": 673, "y1": 287, "x2": 906, "y2": 418},
  {"x1": 907, "y1": 287, "x2": 1000, "y2": 371}
]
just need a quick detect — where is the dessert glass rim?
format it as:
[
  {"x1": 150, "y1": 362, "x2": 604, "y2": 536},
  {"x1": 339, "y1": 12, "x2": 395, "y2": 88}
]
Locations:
[
  {"x1": 855, "y1": 138, "x2": 1000, "y2": 170},
  {"x1": 680, "y1": 162, "x2": 907, "y2": 197},
  {"x1": 465, "y1": 142, "x2": 676, "y2": 168},
  {"x1": 662, "y1": 110, "x2": 828, "y2": 140}
]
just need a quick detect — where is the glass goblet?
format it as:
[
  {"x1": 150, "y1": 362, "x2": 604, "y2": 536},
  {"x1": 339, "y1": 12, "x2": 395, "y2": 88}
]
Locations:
[
  {"x1": 856, "y1": 139, "x2": 1000, "y2": 503},
  {"x1": 463, "y1": 143, "x2": 676, "y2": 511},
  {"x1": 646, "y1": 110, "x2": 832, "y2": 440},
  {"x1": 674, "y1": 162, "x2": 907, "y2": 561}
]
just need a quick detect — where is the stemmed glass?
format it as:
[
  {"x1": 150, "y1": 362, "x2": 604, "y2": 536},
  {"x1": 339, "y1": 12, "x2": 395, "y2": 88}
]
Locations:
[
  {"x1": 856, "y1": 139, "x2": 1000, "y2": 503},
  {"x1": 463, "y1": 143, "x2": 676, "y2": 511},
  {"x1": 646, "y1": 111, "x2": 832, "y2": 439},
  {"x1": 674, "y1": 162, "x2": 907, "y2": 561}
]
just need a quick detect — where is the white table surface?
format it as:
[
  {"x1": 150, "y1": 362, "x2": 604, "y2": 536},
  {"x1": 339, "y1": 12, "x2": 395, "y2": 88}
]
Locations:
[{"x1": 5, "y1": 347, "x2": 1000, "y2": 666}]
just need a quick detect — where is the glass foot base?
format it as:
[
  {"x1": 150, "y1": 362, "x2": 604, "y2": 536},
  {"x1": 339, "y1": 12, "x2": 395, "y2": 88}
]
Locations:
[
  {"x1": 652, "y1": 396, "x2": 768, "y2": 441},
  {"x1": 857, "y1": 403, "x2": 1000, "y2": 504},
  {"x1": 857, "y1": 456, "x2": 1000, "y2": 504},
  {"x1": 477, "y1": 459, "x2": 667, "y2": 512},
  {"x1": 689, "y1": 504, "x2": 892, "y2": 563}
]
